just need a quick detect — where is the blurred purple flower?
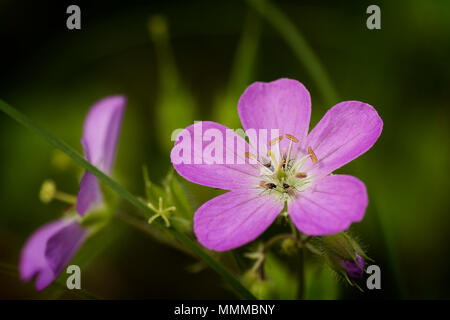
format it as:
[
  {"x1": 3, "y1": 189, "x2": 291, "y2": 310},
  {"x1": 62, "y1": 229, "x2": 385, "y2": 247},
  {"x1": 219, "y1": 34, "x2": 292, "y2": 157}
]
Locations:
[
  {"x1": 342, "y1": 253, "x2": 365, "y2": 279},
  {"x1": 20, "y1": 96, "x2": 126, "y2": 290},
  {"x1": 171, "y1": 78, "x2": 382, "y2": 251}
]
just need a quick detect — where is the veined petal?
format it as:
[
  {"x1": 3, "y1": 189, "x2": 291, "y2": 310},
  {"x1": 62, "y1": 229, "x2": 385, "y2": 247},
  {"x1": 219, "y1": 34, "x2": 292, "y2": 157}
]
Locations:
[
  {"x1": 304, "y1": 101, "x2": 382, "y2": 176},
  {"x1": 45, "y1": 220, "x2": 86, "y2": 276},
  {"x1": 76, "y1": 171, "x2": 102, "y2": 216},
  {"x1": 77, "y1": 95, "x2": 126, "y2": 216},
  {"x1": 171, "y1": 121, "x2": 261, "y2": 190},
  {"x1": 288, "y1": 175, "x2": 368, "y2": 235},
  {"x1": 238, "y1": 78, "x2": 311, "y2": 153},
  {"x1": 81, "y1": 95, "x2": 126, "y2": 173},
  {"x1": 19, "y1": 219, "x2": 86, "y2": 291},
  {"x1": 194, "y1": 190, "x2": 284, "y2": 251}
]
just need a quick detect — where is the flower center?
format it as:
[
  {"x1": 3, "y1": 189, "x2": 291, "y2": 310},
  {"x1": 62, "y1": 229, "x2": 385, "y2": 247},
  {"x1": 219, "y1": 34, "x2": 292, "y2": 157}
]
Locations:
[{"x1": 247, "y1": 134, "x2": 317, "y2": 202}]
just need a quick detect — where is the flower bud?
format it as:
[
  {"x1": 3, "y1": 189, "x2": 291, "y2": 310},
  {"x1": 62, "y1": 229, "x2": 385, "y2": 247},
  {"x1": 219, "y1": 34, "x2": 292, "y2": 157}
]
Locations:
[
  {"x1": 341, "y1": 253, "x2": 364, "y2": 279},
  {"x1": 320, "y1": 232, "x2": 370, "y2": 281}
]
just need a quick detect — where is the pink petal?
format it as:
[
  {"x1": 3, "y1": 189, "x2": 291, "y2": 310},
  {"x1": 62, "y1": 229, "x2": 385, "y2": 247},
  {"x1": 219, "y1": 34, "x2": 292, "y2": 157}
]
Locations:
[
  {"x1": 171, "y1": 121, "x2": 261, "y2": 190},
  {"x1": 81, "y1": 95, "x2": 126, "y2": 173},
  {"x1": 304, "y1": 101, "x2": 382, "y2": 177},
  {"x1": 238, "y1": 78, "x2": 311, "y2": 153},
  {"x1": 76, "y1": 171, "x2": 102, "y2": 216},
  {"x1": 77, "y1": 95, "x2": 126, "y2": 215},
  {"x1": 194, "y1": 190, "x2": 284, "y2": 251},
  {"x1": 19, "y1": 219, "x2": 86, "y2": 291},
  {"x1": 288, "y1": 175, "x2": 368, "y2": 235},
  {"x1": 45, "y1": 220, "x2": 86, "y2": 276}
]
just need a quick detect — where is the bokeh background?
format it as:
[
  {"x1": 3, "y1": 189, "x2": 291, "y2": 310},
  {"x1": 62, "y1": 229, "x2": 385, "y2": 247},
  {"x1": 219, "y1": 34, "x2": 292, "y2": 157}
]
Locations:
[{"x1": 0, "y1": 0, "x2": 449, "y2": 299}]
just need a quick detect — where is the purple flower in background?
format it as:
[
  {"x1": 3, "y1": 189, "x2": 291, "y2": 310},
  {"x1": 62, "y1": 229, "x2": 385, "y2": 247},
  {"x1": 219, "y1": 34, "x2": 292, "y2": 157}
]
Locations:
[
  {"x1": 20, "y1": 96, "x2": 126, "y2": 290},
  {"x1": 76, "y1": 96, "x2": 126, "y2": 215},
  {"x1": 171, "y1": 78, "x2": 382, "y2": 251},
  {"x1": 342, "y1": 254, "x2": 365, "y2": 279}
]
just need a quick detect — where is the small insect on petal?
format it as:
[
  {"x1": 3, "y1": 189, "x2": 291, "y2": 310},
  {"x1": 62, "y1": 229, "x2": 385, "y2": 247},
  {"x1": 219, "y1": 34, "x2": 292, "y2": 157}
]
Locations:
[
  {"x1": 308, "y1": 146, "x2": 318, "y2": 164},
  {"x1": 285, "y1": 134, "x2": 299, "y2": 143},
  {"x1": 295, "y1": 172, "x2": 308, "y2": 179},
  {"x1": 269, "y1": 136, "x2": 284, "y2": 146}
]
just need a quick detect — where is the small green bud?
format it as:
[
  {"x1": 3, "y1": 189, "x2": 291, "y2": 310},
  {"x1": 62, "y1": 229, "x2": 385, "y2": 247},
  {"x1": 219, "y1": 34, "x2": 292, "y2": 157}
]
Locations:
[
  {"x1": 281, "y1": 238, "x2": 296, "y2": 255},
  {"x1": 321, "y1": 232, "x2": 371, "y2": 281}
]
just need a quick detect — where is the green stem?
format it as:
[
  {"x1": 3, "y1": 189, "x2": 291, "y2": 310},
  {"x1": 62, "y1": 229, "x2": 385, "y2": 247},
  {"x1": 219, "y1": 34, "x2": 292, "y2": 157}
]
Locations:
[
  {"x1": 0, "y1": 99, "x2": 256, "y2": 300},
  {"x1": 293, "y1": 226, "x2": 305, "y2": 300}
]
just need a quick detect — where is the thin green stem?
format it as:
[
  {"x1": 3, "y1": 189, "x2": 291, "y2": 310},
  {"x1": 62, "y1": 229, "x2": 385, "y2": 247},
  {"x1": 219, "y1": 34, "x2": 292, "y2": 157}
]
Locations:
[{"x1": 0, "y1": 99, "x2": 256, "y2": 300}]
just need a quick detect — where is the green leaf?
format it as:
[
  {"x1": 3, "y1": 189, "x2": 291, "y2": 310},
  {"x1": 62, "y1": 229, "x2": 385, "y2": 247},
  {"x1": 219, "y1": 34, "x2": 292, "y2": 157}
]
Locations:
[{"x1": 0, "y1": 99, "x2": 256, "y2": 300}]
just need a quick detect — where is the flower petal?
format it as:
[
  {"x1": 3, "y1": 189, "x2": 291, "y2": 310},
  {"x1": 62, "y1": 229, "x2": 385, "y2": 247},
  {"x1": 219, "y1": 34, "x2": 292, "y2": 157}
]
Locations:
[
  {"x1": 19, "y1": 219, "x2": 86, "y2": 291},
  {"x1": 342, "y1": 254, "x2": 365, "y2": 279},
  {"x1": 238, "y1": 78, "x2": 311, "y2": 153},
  {"x1": 77, "y1": 95, "x2": 126, "y2": 215},
  {"x1": 288, "y1": 175, "x2": 368, "y2": 235},
  {"x1": 45, "y1": 220, "x2": 86, "y2": 276},
  {"x1": 171, "y1": 121, "x2": 261, "y2": 190},
  {"x1": 304, "y1": 101, "x2": 382, "y2": 176},
  {"x1": 81, "y1": 95, "x2": 126, "y2": 173},
  {"x1": 194, "y1": 190, "x2": 283, "y2": 251},
  {"x1": 76, "y1": 170, "x2": 102, "y2": 216}
]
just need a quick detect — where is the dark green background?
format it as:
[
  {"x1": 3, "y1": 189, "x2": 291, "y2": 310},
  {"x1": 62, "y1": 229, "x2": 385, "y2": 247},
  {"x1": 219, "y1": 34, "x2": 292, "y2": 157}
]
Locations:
[{"x1": 0, "y1": 0, "x2": 449, "y2": 299}]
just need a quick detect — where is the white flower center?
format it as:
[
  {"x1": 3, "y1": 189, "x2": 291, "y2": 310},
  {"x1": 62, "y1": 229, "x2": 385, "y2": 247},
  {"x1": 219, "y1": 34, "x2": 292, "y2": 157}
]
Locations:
[{"x1": 248, "y1": 134, "x2": 318, "y2": 203}]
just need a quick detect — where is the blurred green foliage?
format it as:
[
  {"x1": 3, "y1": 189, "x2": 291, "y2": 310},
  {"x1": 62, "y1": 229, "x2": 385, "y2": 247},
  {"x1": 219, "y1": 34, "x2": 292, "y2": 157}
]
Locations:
[{"x1": 0, "y1": 0, "x2": 449, "y2": 299}]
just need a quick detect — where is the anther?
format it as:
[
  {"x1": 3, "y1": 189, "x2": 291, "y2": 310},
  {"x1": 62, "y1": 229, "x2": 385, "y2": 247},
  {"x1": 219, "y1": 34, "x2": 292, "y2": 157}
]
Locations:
[
  {"x1": 285, "y1": 134, "x2": 298, "y2": 169},
  {"x1": 308, "y1": 146, "x2": 318, "y2": 164},
  {"x1": 245, "y1": 152, "x2": 257, "y2": 160},
  {"x1": 283, "y1": 183, "x2": 290, "y2": 189},
  {"x1": 285, "y1": 134, "x2": 299, "y2": 143},
  {"x1": 295, "y1": 172, "x2": 308, "y2": 179},
  {"x1": 269, "y1": 136, "x2": 284, "y2": 146},
  {"x1": 279, "y1": 159, "x2": 286, "y2": 170},
  {"x1": 260, "y1": 182, "x2": 276, "y2": 190}
]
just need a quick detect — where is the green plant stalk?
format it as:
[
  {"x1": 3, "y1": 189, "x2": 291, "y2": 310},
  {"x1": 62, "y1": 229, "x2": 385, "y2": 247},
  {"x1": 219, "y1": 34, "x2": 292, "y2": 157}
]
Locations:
[
  {"x1": 248, "y1": 0, "x2": 339, "y2": 106},
  {"x1": 0, "y1": 99, "x2": 256, "y2": 300}
]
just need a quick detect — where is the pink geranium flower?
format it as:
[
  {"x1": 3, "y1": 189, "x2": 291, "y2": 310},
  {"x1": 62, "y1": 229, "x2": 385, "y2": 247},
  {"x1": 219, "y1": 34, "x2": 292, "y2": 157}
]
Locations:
[
  {"x1": 19, "y1": 96, "x2": 126, "y2": 290},
  {"x1": 171, "y1": 78, "x2": 382, "y2": 251}
]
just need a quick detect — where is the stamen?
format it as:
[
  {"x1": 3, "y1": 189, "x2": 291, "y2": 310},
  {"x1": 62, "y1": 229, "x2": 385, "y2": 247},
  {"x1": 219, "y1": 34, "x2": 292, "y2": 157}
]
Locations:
[
  {"x1": 245, "y1": 152, "x2": 257, "y2": 160},
  {"x1": 260, "y1": 182, "x2": 277, "y2": 190},
  {"x1": 295, "y1": 172, "x2": 308, "y2": 179},
  {"x1": 268, "y1": 150, "x2": 279, "y2": 169},
  {"x1": 285, "y1": 134, "x2": 298, "y2": 170},
  {"x1": 308, "y1": 146, "x2": 318, "y2": 164},
  {"x1": 39, "y1": 179, "x2": 77, "y2": 205},
  {"x1": 269, "y1": 135, "x2": 284, "y2": 146},
  {"x1": 285, "y1": 134, "x2": 299, "y2": 143}
]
